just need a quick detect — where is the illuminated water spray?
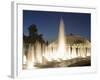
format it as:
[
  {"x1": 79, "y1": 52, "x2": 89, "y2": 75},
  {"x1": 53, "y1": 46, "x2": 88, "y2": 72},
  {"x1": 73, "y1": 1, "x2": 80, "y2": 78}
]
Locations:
[
  {"x1": 26, "y1": 44, "x2": 34, "y2": 69},
  {"x1": 24, "y1": 18, "x2": 90, "y2": 69},
  {"x1": 57, "y1": 18, "x2": 67, "y2": 60}
]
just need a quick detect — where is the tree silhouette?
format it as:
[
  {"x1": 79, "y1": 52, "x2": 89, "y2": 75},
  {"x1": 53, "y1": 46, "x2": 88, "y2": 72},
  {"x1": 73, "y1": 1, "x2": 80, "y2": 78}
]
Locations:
[
  {"x1": 23, "y1": 23, "x2": 46, "y2": 45},
  {"x1": 28, "y1": 24, "x2": 38, "y2": 37}
]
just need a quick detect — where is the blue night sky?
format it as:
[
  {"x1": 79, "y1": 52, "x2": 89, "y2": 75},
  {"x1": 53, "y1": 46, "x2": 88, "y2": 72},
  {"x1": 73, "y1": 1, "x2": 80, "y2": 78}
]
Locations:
[{"x1": 23, "y1": 10, "x2": 91, "y2": 42}]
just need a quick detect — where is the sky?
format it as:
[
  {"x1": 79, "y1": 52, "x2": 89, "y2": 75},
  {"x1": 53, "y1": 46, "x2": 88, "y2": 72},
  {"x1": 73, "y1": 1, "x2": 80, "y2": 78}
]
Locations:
[{"x1": 23, "y1": 10, "x2": 91, "y2": 42}]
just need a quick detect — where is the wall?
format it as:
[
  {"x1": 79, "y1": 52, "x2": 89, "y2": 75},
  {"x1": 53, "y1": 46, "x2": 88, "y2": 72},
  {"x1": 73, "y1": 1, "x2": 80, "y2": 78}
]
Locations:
[{"x1": 0, "y1": 0, "x2": 99, "y2": 80}]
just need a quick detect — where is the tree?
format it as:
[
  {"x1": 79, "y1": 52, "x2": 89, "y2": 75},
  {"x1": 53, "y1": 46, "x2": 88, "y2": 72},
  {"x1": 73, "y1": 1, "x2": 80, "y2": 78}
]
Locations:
[
  {"x1": 28, "y1": 24, "x2": 38, "y2": 44},
  {"x1": 28, "y1": 24, "x2": 38, "y2": 37}
]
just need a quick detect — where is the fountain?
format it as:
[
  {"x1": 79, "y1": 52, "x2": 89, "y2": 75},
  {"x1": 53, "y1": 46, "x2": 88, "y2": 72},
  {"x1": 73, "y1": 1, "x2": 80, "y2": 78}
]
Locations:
[
  {"x1": 57, "y1": 18, "x2": 66, "y2": 60},
  {"x1": 23, "y1": 18, "x2": 91, "y2": 69},
  {"x1": 26, "y1": 44, "x2": 34, "y2": 69}
]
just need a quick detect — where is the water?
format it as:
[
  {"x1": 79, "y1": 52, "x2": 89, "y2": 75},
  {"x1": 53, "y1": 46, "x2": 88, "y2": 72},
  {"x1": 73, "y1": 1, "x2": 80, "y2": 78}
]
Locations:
[{"x1": 24, "y1": 18, "x2": 91, "y2": 69}]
